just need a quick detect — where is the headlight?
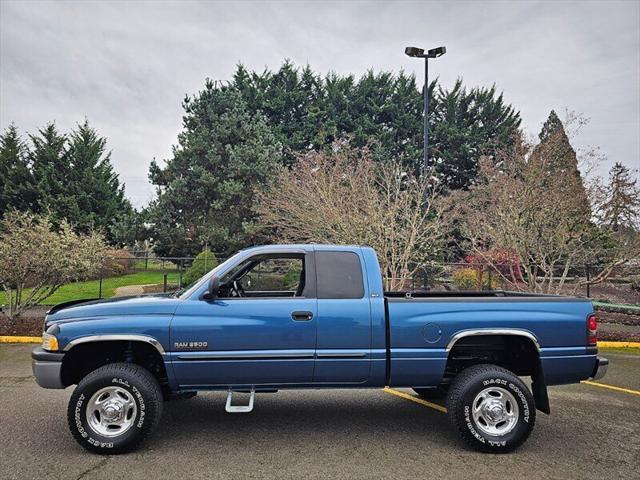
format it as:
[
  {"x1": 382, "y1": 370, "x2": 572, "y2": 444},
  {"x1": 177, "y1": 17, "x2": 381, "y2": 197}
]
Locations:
[{"x1": 42, "y1": 333, "x2": 59, "y2": 352}]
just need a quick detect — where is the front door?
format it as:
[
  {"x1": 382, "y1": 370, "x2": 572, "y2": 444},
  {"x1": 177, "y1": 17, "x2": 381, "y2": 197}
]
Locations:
[{"x1": 170, "y1": 252, "x2": 317, "y2": 388}]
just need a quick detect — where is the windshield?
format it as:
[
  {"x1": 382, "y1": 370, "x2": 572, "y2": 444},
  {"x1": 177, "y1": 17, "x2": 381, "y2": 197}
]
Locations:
[{"x1": 178, "y1": 251, "x2": 245, "y2": 299}]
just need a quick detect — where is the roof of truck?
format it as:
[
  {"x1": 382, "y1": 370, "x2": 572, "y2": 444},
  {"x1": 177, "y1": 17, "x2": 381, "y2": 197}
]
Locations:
[{"x1": 240, "y1": 244, "x2": 368, "y2": 253}]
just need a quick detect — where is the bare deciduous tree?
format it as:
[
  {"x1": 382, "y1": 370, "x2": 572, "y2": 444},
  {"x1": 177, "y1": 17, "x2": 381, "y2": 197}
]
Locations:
[
  {"x1": 255, "y1": 144, "x2": 444, "y2": 290},
  {"x1": 0, "y1": 211, "x2": 107, "y2": 320},
  {"x1": 594, "y1": 162, "x2": 640, "y2": 231},
  {"x1": 447, "y1": 129, "x2": 618, "y2": 294},
  {"x1": 587, "y1": 162, "x2": 640, "y2": 284}
]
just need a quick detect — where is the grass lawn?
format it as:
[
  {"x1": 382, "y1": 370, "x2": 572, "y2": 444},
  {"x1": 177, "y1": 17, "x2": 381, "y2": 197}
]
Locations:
[{"x1": 0, "y1": 271, "x2": 181, "y2": 306}]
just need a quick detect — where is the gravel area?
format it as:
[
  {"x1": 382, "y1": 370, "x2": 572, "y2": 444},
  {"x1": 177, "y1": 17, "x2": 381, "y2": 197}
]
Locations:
[
  {"x1": 600, "y1": 323, "x2": 640, "y2": 342},
  {"x1": 597, "y1": 311, "x2": 640, "y2": 326}
]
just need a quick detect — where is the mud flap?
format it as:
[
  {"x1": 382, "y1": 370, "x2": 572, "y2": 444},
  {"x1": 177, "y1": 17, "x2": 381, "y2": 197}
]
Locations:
[{"x1": 531, "y1": 360, "x2": 550, "y2": 414}]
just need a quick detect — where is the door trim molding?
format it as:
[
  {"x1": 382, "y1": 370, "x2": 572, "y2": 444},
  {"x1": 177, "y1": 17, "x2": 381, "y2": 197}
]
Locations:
[
  {"x1": 316, "y1": 353, "x2": 367, "y2": 358},
  {"x1": 176, "y1": 352, "x2": 315, "y2": 361}
]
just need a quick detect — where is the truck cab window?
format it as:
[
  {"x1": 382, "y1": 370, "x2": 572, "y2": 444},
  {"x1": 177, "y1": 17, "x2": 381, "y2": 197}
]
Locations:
[
  {"x1": 316, "y1": 251, "x2": 364, "y2": 299},
  {"x1": 219, "y1": 255, "x2": 306, "y2": 298}
]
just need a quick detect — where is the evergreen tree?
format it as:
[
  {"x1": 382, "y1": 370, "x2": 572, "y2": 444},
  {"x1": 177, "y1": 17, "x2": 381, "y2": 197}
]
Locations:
[
  {"x1": 538, "y1": 109, "x2": 565, "y2": 142},
  {"x1": 430, "y1": 82, "x2": 521, "y2": 189},
  {"x1": 109, "y1": 209, "x2": 147, "y2": 247},
  {"x1": 66, "y1": 120, "x2": 132, "y2": 238},
  {"x1": 30, "y1": 123, "x2": 75, "y2": 219},
  {"x1": 382, "y1": 71, "x2": 424, "y2": 165},
  {"x1": 323, "y1": 72, "x2": 357, "y2": 143},
  {"x1": 599, "y1": 162, "x2": 640, "y2": 230},
  {"x1": 0, "y1": 124, "x2": 37, "y2": 218},
  {"x1": 536, "y1": 110, "x2": 582, "y2": 176},
  {"x1": 233, "y1": 61, "x2": 329, "y2": 167},
  {"x1": 530, "y1": 110, "x2": 591, "y2": 220},
  {"x1": 27, "y1": 121, "x2": 131, "y2": 241},
  {"x1": 147, "y1": 84, "x2": 282, "y2": 257},
  {"x1": 230, "y1": 62, "x2": 520, "y2": 189},
  {"x1": 148, "y1": 62, "x2": 522, "y2": 254}
]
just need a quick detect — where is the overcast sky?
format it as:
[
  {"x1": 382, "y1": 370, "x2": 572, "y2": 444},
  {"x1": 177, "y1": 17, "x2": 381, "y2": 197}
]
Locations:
[{"x1": 1, "y1": 0, "x2": 639, "y2": 207}]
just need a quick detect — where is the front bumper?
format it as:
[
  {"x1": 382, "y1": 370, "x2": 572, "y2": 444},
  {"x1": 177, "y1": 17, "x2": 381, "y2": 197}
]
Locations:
[
  {"x1": 591, "y1": 356, "x2": 608, "y2": 381},
  {"x1": 31, "y1": 347, "x2": 66, "y2": 389}
]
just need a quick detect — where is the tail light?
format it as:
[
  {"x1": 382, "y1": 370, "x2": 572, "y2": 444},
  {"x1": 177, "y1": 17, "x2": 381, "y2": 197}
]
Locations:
[{"x1": 587, "y1": 314, "x2": 598, "y2": 346}]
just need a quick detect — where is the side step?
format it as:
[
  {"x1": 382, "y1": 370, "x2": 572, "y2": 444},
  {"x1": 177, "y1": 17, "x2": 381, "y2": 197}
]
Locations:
[{"x1": 225, "y1": 387, "x2": 255, "y2": 413}]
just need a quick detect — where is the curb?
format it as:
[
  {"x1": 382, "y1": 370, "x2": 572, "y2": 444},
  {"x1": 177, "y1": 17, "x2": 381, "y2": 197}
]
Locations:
[
  {"x1": 0, "y1": 336, "x2": 42, "y2": 344},
  {"x1": 598, "y1": 341, "x2": 640, "y2": 349}
]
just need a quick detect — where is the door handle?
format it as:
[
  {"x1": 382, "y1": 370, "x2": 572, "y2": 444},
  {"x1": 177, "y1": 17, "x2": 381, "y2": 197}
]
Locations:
[{"x1": 291, "y1": 311, "x2": 314, "y2": 321}]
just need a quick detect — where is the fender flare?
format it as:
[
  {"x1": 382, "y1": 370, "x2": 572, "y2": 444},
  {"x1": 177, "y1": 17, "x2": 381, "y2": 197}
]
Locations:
[
  {"x1": 446, "y1": 328, "x2": 550, "y2": 414},
  {"x1": 446, "y1": 328, "x2": 541, "y2": 352},
  {"x1": 62, "y1": 334, "x2": 165, "y2": 355}
]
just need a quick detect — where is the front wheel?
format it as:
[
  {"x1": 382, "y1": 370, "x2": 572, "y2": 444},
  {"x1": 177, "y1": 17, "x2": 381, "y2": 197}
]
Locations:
[
  {"x1": 67, "y1": 363, "x2": 163, "y2": 454},
  {"x1": 446, "y1": 364, "x2": 536, "y2": 453}
]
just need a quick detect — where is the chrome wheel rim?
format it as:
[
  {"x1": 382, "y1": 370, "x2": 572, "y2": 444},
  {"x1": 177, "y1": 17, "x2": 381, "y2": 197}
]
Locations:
[
  {"x1": 86, "y1": 386, "x2": 137, "y2": 437},
  {"x1": 471, "y1": 386, "x2": 519, "y2": 436}
]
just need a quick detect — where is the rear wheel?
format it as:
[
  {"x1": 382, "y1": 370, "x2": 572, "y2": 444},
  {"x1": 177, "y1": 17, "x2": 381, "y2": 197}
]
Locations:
[
  {"x1": 67, "y1": 363, "x2": 163, "y2": 454},
  {"x1": 446, "y1": 364, "x2": 536, "y2": 453}
]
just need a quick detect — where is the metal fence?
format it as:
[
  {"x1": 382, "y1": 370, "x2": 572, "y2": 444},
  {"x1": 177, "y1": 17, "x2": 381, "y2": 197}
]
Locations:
[
  {"x1": 387, "y1": 262, "x2": 639, "y2": 301},
  {"x1": 88, "y1": 255, "x2": 226, "y2": 302},
  {"x1": 52, "y1": 256, "x2": 638, "y2": 306}
]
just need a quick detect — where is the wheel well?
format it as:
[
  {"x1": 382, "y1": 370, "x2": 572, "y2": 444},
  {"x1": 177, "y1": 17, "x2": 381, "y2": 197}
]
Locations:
[
  {"x1": 61, "y1": 341, "x2": 169, "y2": 394},
  {"x1": 443, "y1": 334, "x2": 540, "y2": 383}
]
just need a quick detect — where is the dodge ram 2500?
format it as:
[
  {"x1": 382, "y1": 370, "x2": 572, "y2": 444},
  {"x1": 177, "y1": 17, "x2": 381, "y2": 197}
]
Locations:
[{"x1": 32, "y1": 244, "x2": 607, "y2": 453}]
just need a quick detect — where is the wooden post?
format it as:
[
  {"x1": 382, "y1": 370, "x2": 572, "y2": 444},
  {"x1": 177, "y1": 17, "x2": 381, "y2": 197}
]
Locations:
[{"x1": 586, "y1": 265, "x2": 591, "y2": 298}]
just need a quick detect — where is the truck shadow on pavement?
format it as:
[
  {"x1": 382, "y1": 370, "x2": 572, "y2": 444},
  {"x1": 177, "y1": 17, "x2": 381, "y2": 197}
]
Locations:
[{"x1": 154, "y1": 390, "x2": 459, "y2": 449}]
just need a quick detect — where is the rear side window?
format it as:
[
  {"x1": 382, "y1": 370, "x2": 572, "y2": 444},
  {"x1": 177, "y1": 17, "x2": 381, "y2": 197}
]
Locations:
[{"x1": 316, "y1": 251, "x2": 364, "y2": 299}]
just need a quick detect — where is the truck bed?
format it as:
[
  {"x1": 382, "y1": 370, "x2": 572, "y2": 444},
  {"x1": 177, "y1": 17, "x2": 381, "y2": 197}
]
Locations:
[{"x1": 384, "y1": 290, "x2": 595, "y2": 387}]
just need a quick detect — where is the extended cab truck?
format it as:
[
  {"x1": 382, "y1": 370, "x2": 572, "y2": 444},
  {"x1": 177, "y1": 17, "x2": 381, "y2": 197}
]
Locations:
[{"x1": 32, "y1": 244, "x2": 608, "y2": 453}]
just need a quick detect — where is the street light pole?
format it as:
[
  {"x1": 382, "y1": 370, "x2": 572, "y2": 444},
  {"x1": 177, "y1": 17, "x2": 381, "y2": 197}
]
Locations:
[
  {"x1": 405, "y1": 46, "x2": 446, "y2": 173},
  {"x1": 423, "y1": 56, "x2": 429, "y2": 173}
]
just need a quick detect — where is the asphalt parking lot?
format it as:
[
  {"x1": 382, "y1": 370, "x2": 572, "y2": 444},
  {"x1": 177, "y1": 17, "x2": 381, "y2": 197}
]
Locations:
[{"x1": 1, "y1": 344, "x2": 638, "y2": 480}]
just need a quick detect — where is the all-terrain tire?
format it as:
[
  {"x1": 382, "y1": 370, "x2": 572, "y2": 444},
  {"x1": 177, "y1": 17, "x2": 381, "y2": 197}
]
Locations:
[
  {"x1": 446, "y1": 364, "x2": 536, "y2": 453},
  {"x1": 67, "y1": 362, "x2": 163, "y2": 454}
]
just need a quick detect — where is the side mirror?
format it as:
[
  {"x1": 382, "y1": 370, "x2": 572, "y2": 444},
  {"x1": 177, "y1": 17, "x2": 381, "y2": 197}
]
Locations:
[{"x1": 203, "y1": 275, "x2": 220, "y2": 300}]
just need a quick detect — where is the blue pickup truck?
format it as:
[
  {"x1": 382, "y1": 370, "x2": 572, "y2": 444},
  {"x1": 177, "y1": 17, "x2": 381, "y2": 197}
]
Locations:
[{"x1": 32, "y1": 244, "x2": 607, "y2": 454}]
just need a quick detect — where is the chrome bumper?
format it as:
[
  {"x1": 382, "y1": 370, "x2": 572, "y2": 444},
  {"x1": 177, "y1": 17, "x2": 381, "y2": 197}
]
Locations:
[
  {"x1": 31, "y1": 347, "x2": 66, "y2": 389},
  {"x1": 591, "y1": 356, "x2": 608, "y2": 381}
]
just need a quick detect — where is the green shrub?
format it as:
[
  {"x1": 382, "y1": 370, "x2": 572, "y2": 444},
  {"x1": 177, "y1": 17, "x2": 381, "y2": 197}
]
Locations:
[
  {"x1": 453, "y1": 268, "x2": 478, "y2": 290},
  {"x1": 100, "y1": 249, "x2": 136, "y2": 278},
  {"x1": 183, "y1": 249, "x2": 219, "y2": 286},
  {"x1": 283, "y1": 265, "x2": 303, "y2": 290},
  {"x1": 453, "y1": 268, "x2": 502, "y2": 291}
]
